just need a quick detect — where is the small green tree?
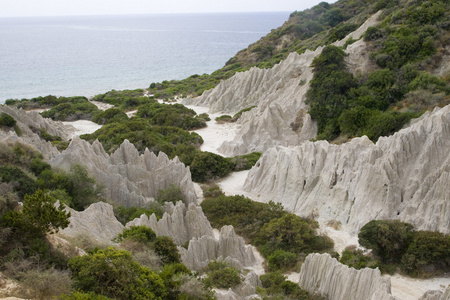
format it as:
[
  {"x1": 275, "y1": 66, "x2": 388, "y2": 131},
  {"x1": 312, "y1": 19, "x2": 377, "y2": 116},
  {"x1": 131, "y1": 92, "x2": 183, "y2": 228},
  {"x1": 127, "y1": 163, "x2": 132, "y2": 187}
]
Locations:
[{"x1": 2, "y1": 189, "x2": 70, "y2": 239}]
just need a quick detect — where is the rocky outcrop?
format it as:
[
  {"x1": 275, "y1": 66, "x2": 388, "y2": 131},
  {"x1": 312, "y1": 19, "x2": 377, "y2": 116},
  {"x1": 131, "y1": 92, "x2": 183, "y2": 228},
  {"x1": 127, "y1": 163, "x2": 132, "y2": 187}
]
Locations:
[
  {"x1": 60, "y1": 202, "x2": 124, "y2": 243},
  {"x1": 126, "y1": 201, "x2": 214, "y2": 245},
  {"x1": 419, "y1": 288, "x2": 450, "y2": 300},
  {"x1": 184, "y1": 48, "x2": 320, "y2": 156},
  {"x1": 179, "y1": 225, "x2": 260, "y2": 272},
  {"x1": 299, "y1": 253, "x2": 395, "y2": 300},
  {"x1": 49, "y1": 137, "x2": 197, "y2": 208},
  {"x1": 244, "y1": 105, "x2": 450, "y2": 234},
  {"x1": 182, "y1": 12, "x2": 383, "y2": 156},
  {"x1": 0, "y1": 106, "x2": 72, "y2": 159}
]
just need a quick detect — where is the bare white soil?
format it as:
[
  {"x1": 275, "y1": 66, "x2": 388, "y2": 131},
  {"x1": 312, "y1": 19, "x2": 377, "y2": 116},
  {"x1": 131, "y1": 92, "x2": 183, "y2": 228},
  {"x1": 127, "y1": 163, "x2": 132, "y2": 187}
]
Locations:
[
  {"x1": 184, "y1": 104, "x2": 240, "y2": 157},
  {"x1": 389, "y1": 274, "x2": 450, "y2": 300},
  {"x1": 62, "y1": 120, "x2": 102, "y2": 139},
  {"x1": 90, "y1": 101, "x2": 114, "y2": 111}
]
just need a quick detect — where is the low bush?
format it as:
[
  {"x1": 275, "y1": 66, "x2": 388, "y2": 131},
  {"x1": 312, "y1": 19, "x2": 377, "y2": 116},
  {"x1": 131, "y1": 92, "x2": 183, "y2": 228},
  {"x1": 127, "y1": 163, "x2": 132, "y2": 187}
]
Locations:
[
  {"x1": 0, "y1": 113, "x2": 16, "y2": 127},
  {"x1": 156, "y1": 184, "x2": 186, "y2": 205},
  {"x1": 259, "y1": 271, "x2": 317, "y2": 299},
  {"x1": 114, "y1": 203, "x2": 164, "y2": 225},
  {"x1": 92, "y1": 107, "x2": 128, "y2": 125},
  {"x1": 114, "y1": 226, "x2": 157, "y2": 244},
  {"x1": 68, "y1": 247, "x2": 167, "y2": 300},
  {"x1": 153, "y1": 236, "x2": 181, "y2": 265},
  {"x1": 203, "y1": 260, "x2": 242, "y2": 289},
  {"x1": 190, "y1": 151, "x2": 235, "y2": 182},
  {"x1": 339, "y1": 246, "x2": 381, "y2": 269},
  {"x1": 358, "y1": 220, "x2": 450, "y2": 277},
  {"x1": 201, "y1": 195, "x2": 333, "y2": 271}
]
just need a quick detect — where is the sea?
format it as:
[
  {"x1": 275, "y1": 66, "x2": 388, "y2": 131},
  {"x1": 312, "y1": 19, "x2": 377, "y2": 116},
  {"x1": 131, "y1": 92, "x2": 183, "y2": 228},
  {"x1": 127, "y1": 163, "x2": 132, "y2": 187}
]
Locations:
[{"x1": 0, "y1": 12, "x2": 290, "y2": 103}]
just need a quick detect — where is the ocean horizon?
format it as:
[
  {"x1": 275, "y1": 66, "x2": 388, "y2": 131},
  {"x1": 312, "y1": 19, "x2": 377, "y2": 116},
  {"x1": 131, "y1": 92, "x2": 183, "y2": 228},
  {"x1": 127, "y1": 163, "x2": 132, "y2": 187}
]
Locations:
[{"x1": 0, "y1": 12, "x2": 289, "y2": 103}]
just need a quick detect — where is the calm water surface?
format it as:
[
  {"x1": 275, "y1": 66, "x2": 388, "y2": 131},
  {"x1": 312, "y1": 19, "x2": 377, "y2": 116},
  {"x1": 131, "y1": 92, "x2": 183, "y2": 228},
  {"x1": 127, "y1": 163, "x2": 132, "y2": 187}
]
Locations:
[{"x1": 0, "y1": 12, "x2": 289, "y2": 102}]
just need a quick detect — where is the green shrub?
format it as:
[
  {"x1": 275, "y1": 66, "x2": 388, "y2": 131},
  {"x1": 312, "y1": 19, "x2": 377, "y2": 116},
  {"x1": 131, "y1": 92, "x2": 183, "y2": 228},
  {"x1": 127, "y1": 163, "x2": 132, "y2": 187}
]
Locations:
[
  {"x1": 228, "y1": 152, "x2": 262, "y2": 171},
  {"x1": 68, "y1": 247, "x2": 167, "y2": 300},
  {"x1": 114, "y1": 226, "x2": 157, "y2": 244},
  {"x1": 0, "y1": 113, "x2": 16, "y2": 127},
  {"x1": 61, "y1": 291, "x2": 113, "y2": 300},
  {"x1": 256, "y1": 213, "x2": 333, "y2": 256},
  {"x1": 92, "y1": 108, "x2": 128, "y2": 125},
  {"x1": 156, "y1": 184, "x2": 186, "y2": 205},
  {"x1": 232, "y1": 106, "x2": 257, "y2": 120},
  {"x1": 0, "y1": 164, "x2": 38, "y2": 198},
  {"x1": 40, "y1": 97, "x2": 100, "y2": 121},
  {"x1": 201, "y1": 195, "x2": 333, "y2": 271},
  {"x1": 268, "y1": 250, "x2": 297, "y2": 271},
  {"x1": 339, "y1": 247, "x2": 381, "y2": 269},
  {"x1": 203, "y1": 260, "x2": 241, "y2": 289},
  {"x1": 137, "y1": 103, "x2": 206, "y2": 130},
  {"x1": 358, "y1": 220, "x2": 414, "y2": 264},
  {"x1": 190, "y1": 151, "x2": 234, "y2": 182},
  {"x1": 215, "y1": 115, "x2": 233, "y2": 123},
  {"x1": 153, "y1": 236, "x2": 181, "y2": 265},
  {"x1": 30, "y1": 158, "x2": 51, "y2": 176},
  {"x1": 259, "y1": 271, "x2": 313, "y2": 299},
  {"x1": 401, "y1": 231, "x2": 450, "y2": 277},
  {"x1": 114, "y1": 203, "x2": 164, "y2": 225}
]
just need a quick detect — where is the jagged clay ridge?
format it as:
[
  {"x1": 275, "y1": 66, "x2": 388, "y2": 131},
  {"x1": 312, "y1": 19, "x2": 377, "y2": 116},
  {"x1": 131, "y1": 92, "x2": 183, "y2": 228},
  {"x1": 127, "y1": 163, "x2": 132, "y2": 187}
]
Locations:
[
  {"x1": 50, "y1": 137, "x2": 197, "y2": 208},
  {"x1": 126, "y1": 201, "x2": 214, "y2": 245},
  {"x1": 244, "y1": 105, "x2": 450, "y2": 234},
  {"x1": 59, "y1": 202, "x2": 124, "y2": 243},
  {"x1": 186, "y1": 49, "x2": 320, "y2": 156},
  {"x1": 183, "y1": 12, "x2": 381, "y2": 156},
  {"x1": 419, "y1": 288, "x2": 450, "y2": 300},
  {"x1": 299, "y1": 253, "x2": 395, "y2": 300},
  {"x1": 0, "y1": 106, "x2": 72, "y2": 159},
  {"x1": 179, "y1": 225, "x2": 260, "y2": 272}
]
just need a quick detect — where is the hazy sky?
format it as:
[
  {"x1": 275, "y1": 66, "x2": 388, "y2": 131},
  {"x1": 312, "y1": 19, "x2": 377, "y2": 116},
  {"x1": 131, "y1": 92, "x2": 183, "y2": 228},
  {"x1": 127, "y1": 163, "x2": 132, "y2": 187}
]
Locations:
[{"x1": 1, "y1": 0, "x2": 336, "y2": 17}]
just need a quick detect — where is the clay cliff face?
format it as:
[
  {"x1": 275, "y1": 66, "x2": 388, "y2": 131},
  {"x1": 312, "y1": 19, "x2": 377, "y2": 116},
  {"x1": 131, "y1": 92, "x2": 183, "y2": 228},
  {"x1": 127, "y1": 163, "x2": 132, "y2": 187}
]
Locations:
[
  {"x1": 243, "y1": 105, "x2": 450, "y2": 234},
  {"x1": 126, "y1": 201, "x2": 214, "y2": 246},
  {"x1": 184, "y1": 48, "x2": 320, "y2": 156},
  {"x1": 299, "y1": 253, "x2": 395, "y2": 300},
  {"x1": 49, "y1": 137, "x2": 197, "y2": 208},
  {"x1": 182, "y1": 12, "x2": 382, "y2": 157},
  {"x1": 59, "y1": 201, "x2": 124, "y2": 243},
  {"x1": 179, "y1": 225, "x2": 261, "y2": 272},
  {"x1": 0, "y1": 106, "x2": 72, "y2": 159}
]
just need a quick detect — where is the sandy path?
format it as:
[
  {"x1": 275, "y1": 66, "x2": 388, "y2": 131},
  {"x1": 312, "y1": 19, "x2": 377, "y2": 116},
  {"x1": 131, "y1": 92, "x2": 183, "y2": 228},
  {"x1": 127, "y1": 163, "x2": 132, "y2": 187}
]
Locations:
[
  {"x1": 62, "y1": 120, "x2": 102, "y2": 139},
  {"x1": 184, "y1": 104, "x2": 240, "y2": 156},
  {"x1": 389, "y1": 274, "x2": 450, "y2": 300},
  {"x1": 91, "y1": 101, "x2": 114, "y2": 111}
]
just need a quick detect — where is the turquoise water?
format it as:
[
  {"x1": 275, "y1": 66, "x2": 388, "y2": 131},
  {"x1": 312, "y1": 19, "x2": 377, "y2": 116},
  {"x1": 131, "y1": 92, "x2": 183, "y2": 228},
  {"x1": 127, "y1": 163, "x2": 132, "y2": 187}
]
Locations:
[{"x1": 0, "y1": 12, "x2": 289, "y2": 102}]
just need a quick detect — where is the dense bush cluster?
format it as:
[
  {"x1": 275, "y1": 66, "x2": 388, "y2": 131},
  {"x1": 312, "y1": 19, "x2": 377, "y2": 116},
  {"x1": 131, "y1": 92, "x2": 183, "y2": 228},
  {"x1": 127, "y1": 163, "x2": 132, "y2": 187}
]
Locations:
[
  {"x1": 91, "y1": 89, "x2": 152, "y2": 110},
  {"x1": 41, "y1": 97, "x2": 101, "y2": 121},
  {"x1": 0, "y1": 113, "x2": 16, "y2": 127},
  {"x1": 358, "y1": 220, "x2": 450, "y2": 277},
  {"x1": 201, "y1": 192, "x2": 333, "y2": 271},
  {"x1": 137, "y1": 102, "x2": 207, "y2": 130},
  {"x1": 258, "y1": 271, "x2": 324, "y2": 300},
  {"x1": 306, "y1": 36, "x2": 448, "y2": 142},
  {"x1": 203, "y1": 260, "x2": 242, "y2": 289}
]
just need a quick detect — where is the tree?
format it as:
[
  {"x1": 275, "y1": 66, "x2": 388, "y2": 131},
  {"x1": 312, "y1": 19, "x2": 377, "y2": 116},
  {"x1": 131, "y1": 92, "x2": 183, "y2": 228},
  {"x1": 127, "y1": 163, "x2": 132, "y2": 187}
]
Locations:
[{"x1": 2, "y1": 189, "x2": 70, "y2": 239}]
